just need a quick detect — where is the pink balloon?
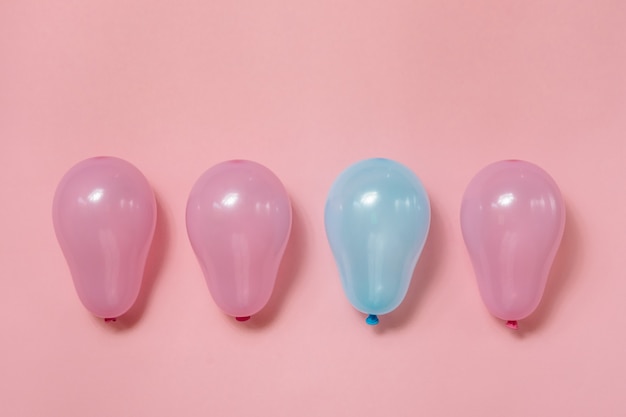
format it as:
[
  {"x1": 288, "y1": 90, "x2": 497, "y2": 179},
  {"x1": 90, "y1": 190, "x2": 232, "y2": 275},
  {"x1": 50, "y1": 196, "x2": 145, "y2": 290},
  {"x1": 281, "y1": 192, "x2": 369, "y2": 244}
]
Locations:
[
  {"x1": 52, "y1": 157, "x2": 157, "y2": 320},
  {"x1": 460, "y1": 160, "x2": 565, "y2": 328},
  {"x1": 186, "y1": 160, "x2": 292, "y2": 320}
]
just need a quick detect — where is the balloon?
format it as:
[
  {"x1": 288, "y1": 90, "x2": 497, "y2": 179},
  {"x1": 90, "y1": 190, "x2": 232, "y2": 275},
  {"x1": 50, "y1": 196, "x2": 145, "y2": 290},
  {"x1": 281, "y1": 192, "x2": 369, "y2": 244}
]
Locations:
[
  {"x1": 186, "y1": 160, "x2": 292, "y2": 321},
  {"x1": 52, "y1": 157, "x2": 157, "y2": 320},
  {"x1": 460, "y1": 160, "x2": 565, "y2": 329},
  {"x1": 325, "y1": 158, "x2": 431, "y2": 325}
]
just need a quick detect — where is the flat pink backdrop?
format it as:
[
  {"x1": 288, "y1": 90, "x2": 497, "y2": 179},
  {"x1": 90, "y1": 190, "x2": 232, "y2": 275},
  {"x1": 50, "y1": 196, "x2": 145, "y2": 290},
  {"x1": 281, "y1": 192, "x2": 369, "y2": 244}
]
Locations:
[{"x1": 1, "y1": 1, "x2": 625, "y2": 416}]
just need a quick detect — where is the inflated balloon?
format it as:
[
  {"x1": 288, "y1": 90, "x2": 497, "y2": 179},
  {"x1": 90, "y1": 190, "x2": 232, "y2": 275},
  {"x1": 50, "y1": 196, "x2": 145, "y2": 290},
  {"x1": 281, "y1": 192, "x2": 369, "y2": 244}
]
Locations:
[
  {"x1": 52, "y1": 157, "x2": 157, "y2": 320},
  {"x1": 460, "y1": 160, "x2": 565, "y2": 329},
  {"x1": 325, "y1": 158, "x2": 431, "y2": 325},
  {"x1": 186, "y1": 160, "x2": 292, "y2": 321}
]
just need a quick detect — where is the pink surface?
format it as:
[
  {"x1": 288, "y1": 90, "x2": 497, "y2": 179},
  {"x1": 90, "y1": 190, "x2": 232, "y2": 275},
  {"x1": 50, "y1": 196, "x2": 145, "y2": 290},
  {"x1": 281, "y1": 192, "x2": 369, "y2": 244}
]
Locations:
[{"x1": 1, "y1": 1, "x2": 625, "y2": 416}]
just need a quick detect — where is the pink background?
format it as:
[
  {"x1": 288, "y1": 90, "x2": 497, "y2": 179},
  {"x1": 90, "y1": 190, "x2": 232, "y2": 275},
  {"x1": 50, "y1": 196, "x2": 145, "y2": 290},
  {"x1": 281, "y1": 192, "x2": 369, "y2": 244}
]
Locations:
[{"x1": 1, "y1": 1, "x2": 625, "y2": 416}]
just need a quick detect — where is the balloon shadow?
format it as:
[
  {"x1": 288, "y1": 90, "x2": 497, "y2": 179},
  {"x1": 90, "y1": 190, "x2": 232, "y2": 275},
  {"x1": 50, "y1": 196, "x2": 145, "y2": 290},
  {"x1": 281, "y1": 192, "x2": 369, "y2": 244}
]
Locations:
[
  {"x1": 373, "y1": 197, "x2": 444, "y2": 333},
  {"x1": 512, "y1": 203, "x2": 579, "y2": 336},
  {"x1": 99, "y1": 194, "x2": 170, "y2": 330},
  {"x1": 240, "y1": 199, "x2": 307, "y2": 329}
]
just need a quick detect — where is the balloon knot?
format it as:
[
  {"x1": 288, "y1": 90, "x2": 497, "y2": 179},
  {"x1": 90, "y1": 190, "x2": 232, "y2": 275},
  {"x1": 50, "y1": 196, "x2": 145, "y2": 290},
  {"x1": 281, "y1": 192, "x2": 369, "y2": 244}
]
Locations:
[
  {"x1": 505, "y1": 320, "x2": 518, "y2": 330},
  {"x1": 104, "y1": 318, "x2": 117, "y2": 323},
  {"x1": 366, "y1": 314, "x2": 379, "y2": 326},
  {"x1": 235, "y1": 316, "x2": 251, "y2": 322}
]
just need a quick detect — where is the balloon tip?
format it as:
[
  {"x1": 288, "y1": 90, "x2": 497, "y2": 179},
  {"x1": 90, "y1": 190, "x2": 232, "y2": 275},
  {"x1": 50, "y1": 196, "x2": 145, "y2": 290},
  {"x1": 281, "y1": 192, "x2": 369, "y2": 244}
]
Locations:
[
  {"x1": 366, "y1": 314, "x2": 379, "y2": 326},
  {"x1": 505, "y1": 320, "x2": 519, "y2": 330},
  {"x1": 235, "y1": 316, "x2": 251, "y2": 322},
  {"x1": 104, "y1": 318, "x2": 117, "y2": 323}
]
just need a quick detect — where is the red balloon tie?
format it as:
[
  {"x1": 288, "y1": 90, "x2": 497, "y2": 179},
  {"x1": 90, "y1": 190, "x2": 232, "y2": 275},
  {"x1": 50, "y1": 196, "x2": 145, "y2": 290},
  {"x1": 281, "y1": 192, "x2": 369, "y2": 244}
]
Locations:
[{"x1": 104, "y1": 318, "x2": 117, "y2": 323}]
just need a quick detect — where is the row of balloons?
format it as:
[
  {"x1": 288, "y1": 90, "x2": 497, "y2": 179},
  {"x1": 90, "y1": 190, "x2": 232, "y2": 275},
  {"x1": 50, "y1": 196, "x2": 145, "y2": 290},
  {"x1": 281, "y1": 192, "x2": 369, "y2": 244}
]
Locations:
[{"x1": 52, "y1": 157, "x2": 565, "y2": 329}]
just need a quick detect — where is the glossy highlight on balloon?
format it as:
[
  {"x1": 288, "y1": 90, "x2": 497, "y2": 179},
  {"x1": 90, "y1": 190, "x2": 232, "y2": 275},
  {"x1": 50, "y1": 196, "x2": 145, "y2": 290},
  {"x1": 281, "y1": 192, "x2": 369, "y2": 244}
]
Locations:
[
  {"x1": 325, "y1": 158, "x2": 431, "y2": 325},
  {"x1": 52, "y1": 157, "x2": 157, "y2": 320},
  {"x1": 186, "y1": 160, "x2": 292, "y2": 321},
  {"x1": 460, "y1": 160, "x2": 566, "y2": 329}
]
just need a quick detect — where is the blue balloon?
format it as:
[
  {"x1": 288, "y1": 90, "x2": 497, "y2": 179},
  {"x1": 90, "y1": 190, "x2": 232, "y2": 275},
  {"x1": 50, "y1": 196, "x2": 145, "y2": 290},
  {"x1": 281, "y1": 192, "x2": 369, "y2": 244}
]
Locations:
[{"x1": 324, "y1": 158, "x2": 431, "y2": 325}]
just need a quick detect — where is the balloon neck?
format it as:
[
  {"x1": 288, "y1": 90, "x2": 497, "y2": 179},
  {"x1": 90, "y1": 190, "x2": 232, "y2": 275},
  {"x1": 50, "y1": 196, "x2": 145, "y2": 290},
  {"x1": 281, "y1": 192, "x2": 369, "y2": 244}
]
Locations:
[
  {"x1": 366, "y1": 314, "x2": 379, "y2": 326},
  {"x1": 505, "y1": 320, "x2": 519, "y2": 330},
  {"x1": 104, "y1": 318, "x2": 117, "y2": 323},
  {"x1": 235, "y1": 316, "x2": 251, "y2": 322}
]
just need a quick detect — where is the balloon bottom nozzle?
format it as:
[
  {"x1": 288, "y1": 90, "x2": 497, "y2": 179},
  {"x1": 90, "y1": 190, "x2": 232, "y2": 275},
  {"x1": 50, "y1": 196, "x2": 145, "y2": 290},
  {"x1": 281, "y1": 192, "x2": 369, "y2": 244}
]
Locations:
[
  {"x1": 505, "y1": 320, "x2": 518, "y2": 330},
  {"x1": 366, "y1": 314, "x2": 379, "y2": 326},
  {"x1": 104, "y1": 318, "x2": 117, "y2": 323},
  {"x1": 235, "y1": 316, "x2": 251, "y2": 322}
]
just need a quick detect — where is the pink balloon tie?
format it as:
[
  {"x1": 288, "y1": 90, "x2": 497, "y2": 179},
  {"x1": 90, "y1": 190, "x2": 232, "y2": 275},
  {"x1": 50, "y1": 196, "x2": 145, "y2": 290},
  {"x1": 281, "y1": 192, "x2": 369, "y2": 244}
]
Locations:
[{"x1": 505, "y1": 320, "x2": 518, "y2": 330}]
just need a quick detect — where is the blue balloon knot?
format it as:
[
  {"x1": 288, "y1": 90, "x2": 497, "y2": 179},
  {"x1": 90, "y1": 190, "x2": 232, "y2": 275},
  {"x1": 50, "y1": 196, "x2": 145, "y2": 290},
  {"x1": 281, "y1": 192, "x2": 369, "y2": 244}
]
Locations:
[{"x1": 366, "y1": 314, "x2": 379, "y2": 325}]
